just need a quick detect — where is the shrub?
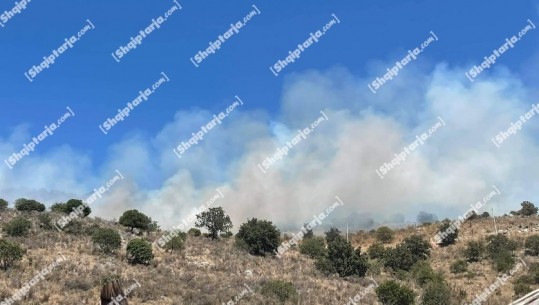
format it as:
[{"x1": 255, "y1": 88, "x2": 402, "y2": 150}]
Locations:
[
  {"x1": 236, "y1": 218, "x2": 280, "y2": 256},
  {"x1": 450, "y1": 260, "x2": 468, "y2": 274},
  {"x1": 367, "y1": 242, "x2": 386, "y2": 260},
  {"x1": 324, "y1": 227, "x2": 341, "y2": 244},
  {"x1": 529, "y1": 263, "x2": 539, "y2": 284},
  {"x1": 63, "y1": 220, "x2": 85, "y2": 235},
  {"x1": 37, "y1": 213, "x2": 55, "y2": 230},
  {"x1": 417, "y1": 211, "x2": 438, "y2": 224},
  {"x1": 375, "y1": 280, "x2": 416, "y2": 305},
  {"x1": 376, "y1": 226, "x2": 395, "y2": 244},
  {"x1": 299, "y1": 236, "x2": 326, "y2": 259},
  {"x1": 315, "y1": 235, "x2": 368, "y2": 277},
  {"x1": 303, "y1": 224, "x2": 314, "y2": 239},
  {"x1": 383, "y1": 235, "x2": 431, "y2": 272},
  {"x1": 464, "y1": 240, "x2": 485, "y2": 262},
  {"x1": 402, "y1": 234, "x2": 431, "y2": 261},
  {"x1": 85, "y1": 223, "x2": 101, "y2": 236},
  {"x1": 3, "y1": 217, "x2": 32, "y2": 236},
  {"x1": 260, "y1": 280, "x2": 298, "y2": 304},
  {"x1": 517, "y1": 201, "x2": 538, "y2": 216},
  {"x1": 119, "y1": 209, "x2": 152, "y2": 233},
  {"x1": 164, "y1": 235, "x2": 185, "y2": 252},
  {"x1": 220, "y1": 231, "x2": 233, "y2": 238},
  {"x1": 188, "y1": 228, "x2": 201, "y2": 236},
  {"x1": 0, "y1": 199, "x2": 7, "y2": 211},
  {"x1": 64, "y1": 199, "x2": 91, "y2": 217},
  {"x1": 92, "y1": 228, "x2": 122, "y2": 254},
  {"x1": 421, "y1": 279, "x2": 451, "y2": 305},
  {"x1": 14, "y1": 198, "x2": 45, "y2": 212},
  {"x1": 525, "y1": 235, "x2": 539, "y2": 256},
  {"x1": 481, "y1": 212, "x2": 490, "y2": 218},
  {"x1": 195, "y1": 207, "x2": 233, "y2": 240},
  {"x1": 514, "y1": 283, "x2": 532, "y2": 298},
  {"x1": 438, "y1": 222, "x2": 458, "y2": 246},
  {"x1": 486, "y1": 234, "x2": 517, "y2": 259},
  {"x1": 126, "y1": 239, "x2": 153, "y2": 265},
  {"x1": 493, "y1": 250, "x2": 515, "y2": 273},
  {"x1": 50, "y1": 202, "x2": 68, "y2": 213},
  {"x1": 410, "y1": 261, "x2": 435, "y2": 287},
  {"x1": 0, "y1": 239, "x2": 25, "y2": 270}
]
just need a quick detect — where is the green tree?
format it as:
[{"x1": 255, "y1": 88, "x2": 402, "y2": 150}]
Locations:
[
  {"x1": 463, "y1": 240, "x2": 485, "y2": 262},
  {"x1": 188, "y1": 228, "x2": 201, "y2": 236},
  {"x1": 0, "y1": 239, "x2": 25, "y2": 270},
  {"x1": 315, "y1": 235, "x2": 368, "y2": 277},
  {"x1": 236, "y1": 218, "x2": 280, "y2": 256},
  {"x1": 164, "y1": 234, "x2": 186, "y2": 252},
  {"x1": 324, "y1": 227, "x2": 341, "y2": 244},
  {"x1": 14, "y1": 198, "x2": 45, "y2": 212},
  {"x1": 486, "y1": 234, "x2": 517, "y2": 259},
  {"x1": 299, "y1": 236, "x2": 327, "y2": 259},
  {"x1": 195, "y1": 207, "x2": 233, "y2": 240},
  {"x1": 64, "y1": 199, "x2": 91, "y2": 217},
  {"x1": 126, "y1": 238, "x2": 153, "y2": 265},
  {"x1": 303, "y1": 223, "x2": 314, "y2": 239},
  {"x1": 367, "y1": 242, "x2": 386, "y2": 260},
  {"x1": 92, "y1": 228, "x2": 122, "y2": 254},
  {"x1": 376, "y1": 280, "x2": 416, "y2": 305},
  {"x1": 517, "y1": 201, "x2": 538, "y2": 216},
  {"x1": 37, "y1": 213, "x2": 55, "y2": 230},
  {"x1": 261, "y1": 280, "x2": 299, "y2": 304},
  {"x1": 410, "y1": 261, "x2": 436, "y2": 287},
  {"x1": 438, "y1": 222, "x2": 458, "y2": 246},
  {"x1": 119, "y1": 209, "x2": 152, "y2": 233},
  {"x1": 525, "y1": 235, "x2": 539, "y2": 256},
  {"x1": 402, "y1": 234, "x2": 431, "y2": 261},
  {"x1": 421, "y1": 279, "x2": 451, "y2": 305},
  {"x1": 50, "y1": 202, "x2": 68, "y2": 213},
  {"x1": 0, "y1": 199, "x2": 8, "y2": 211},
  {"x1": 376, "y1": 226, "x2": 395, "y2": 244},
  {"x1": 3, "y1": 217, "x2": 32, "y2": 236}
]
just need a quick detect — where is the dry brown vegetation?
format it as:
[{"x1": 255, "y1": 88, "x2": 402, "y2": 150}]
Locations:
[{"x1": 1, "y1": 208, "x2": 539, "y2": 304}]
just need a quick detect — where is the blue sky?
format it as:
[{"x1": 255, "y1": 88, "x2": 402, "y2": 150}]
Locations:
[{"x1": 1, "y1": 0, "x2": 539, "y2": 229}]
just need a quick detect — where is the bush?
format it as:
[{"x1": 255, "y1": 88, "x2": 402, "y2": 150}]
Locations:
[
  {"x1": 517, "y1": 201, "x2": 538, "y2": 216},
  {"x1": 64, "y1": 199, "x2": 91, "y2": 217},
  {"x1": 119, "y1": 209, "x2": 152, "y2": 233},
  {"x1": 236, "y1": 218, "x2": 280, "y2": 256},
  {"x1": 325, "y1": 227, "x2": 341, "y2": 244},
  {"x1": 402, "y1": 234, "x2": 431, "y2": 261},
  {"x1": 3, "y1": 217, "x2": 32, "y2": 236},
  {"x1": 37, "y1": 213, "x2": 55, "y2": 230},
  {"x1": 50, "y1": 202, "x2": 67, "y2": 213},
  {"x1": 260, "y1": 280, "x2": 298, "y2": 304},
  {"x1": 126, "y1": 239, "x2": 153, "y2": 265},
  {"x1": 493, "y1": 250, "x2": 515, "y2": 273},
  {"x1": 188, "y1": 228, "x2": 201, "y2": 236},
  {"x1": 92, "y1": 228, "x2": 122, "y2": 254},
  {"x1": 525, "y1": 235, "x2": 539, "y2": 256},
  {"x1": 63, "y1": 220, "x2": 85, "y2": 235},
  {"x1": 437, "y1": 222, "x2": 458, "y2": 246},
  {"x1": 14, "y1": 198, "x2": 45, "y2": 212},
  {"x1": 486, "y1": 234, "x2": 517, "y2": 259},
  {"x1": 0, "y1": 239, "x2": 25, "y2": 270},
  {"x1": 417, "y1": 211, "x2": 438, "y2": 224},
  {"x1": 514, "y1": 283, "x2": 532, "y2": 298},
  {"x1": 315, "y1": 235, "x2": 368, "y2": 277},
  {"x1": 164, "y1": 235, "x2": 185, "y2": 252},
  {"x1": 450, "y1": 260, "x2": 468, "y2": 274},
  {"x1": 220, "y1": 231, "x2": 233, "y2": 238},
  {"x1": 376, "y1": 226, "x2": 395, "y2": 244},
  {"x1": 464, "y1": 240, "x2": 485, "y2": 262},
  {"x1": 195, "y1": 207, "x2": 233, "y2": 240},
  {"x1": 299, "y1": 236, "x2": 326, "y2": 259},
  {"x1": 367, "y1": 242, "x2": 386, "y2": 260},
  {"x1": 376, "y1": 280, "x2": 416, "y2": 305},
  {"x1": 529, "y1": 263, "x2": 539, "y2": 284},
  {"x1": 421, "y1": 279, "x2": 451, "y2": 305},
  {"x1": 410, "y1": 261, "x2": 436, "y2": 287},
  {"x1": 383, "y1": 235, "x2": 431, "y2": 272},
  {"x1": 0, "y1": 199, "x2": 7, "y2": 211}
]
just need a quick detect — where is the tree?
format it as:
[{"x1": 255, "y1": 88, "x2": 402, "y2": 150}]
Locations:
[
  {"x1": 383, "y1": 235, "x2": 431, "y2": 272},
  {"x1": 463, "y1": 240, "x2": 485, "y2": 262},
  {"x1": 410, "y1": 261, "x2": 436, "y2": 287},
  {"x1": 299, "y1": 236, "x2": 327, "y2": 259},
  {"x1": 367, "y1": 242, "x2": 386, "y2": 260},
  {"x1": 376, "y1": 280, "x2": 416, "y2": 305},
  {"x1": 164, "y1": 234, "x2": 186, "y2": 252},
  {"x1": 195, "y1": 207, "x2": 233, "y2": 240},
  {"x1": 92, "y1": 228, "x2": 122, "y2": 254},
  {"x1": 126, "y1": 239, "x2": 153, "y2": 265},
  {"x1": 315, "y1": 235, "x2": 368, "y2": 277},
  {"x1": 324, "y1": 227, "x2": 341, "y2": 244},
  {"x1": 188, "y1": 228, "x2": 201, "y2": 236},
  {"x1": 417, "y1": 211, "x2": 438, "y2": 224},
  {"x1": 525, "y1": 235, "x2": 539, "y2": 256},
  {"x1": 402, "y1": 234, "x2": 431, "y2": 261},
  {"x1": 481, "y1": 212, "x2": 490, "y2": 218},
  {"x1": 0, "y1": 239, "x2": 25, "y2": 270},
  {"x1": 486, "y1": 234, "x2": 517, "y2": 259},
  {"x1": 119, "y1": 209, "x2": 152, "y2": 233},
  {"x1": 517, "y1": 201, "x2": 538, "y2": 216},
  {"x1": 65, "y1": 199, "x2": 91, "y2": 217},
  {"x1": 236, "y1": 218, "x2": 280, "y2": 256},
  {"x1": 50, "y1": 202, "x2": 67, "y2": 213},
  {"x1": 421, "y1": 279, "x2": 451, "y2": 305},
  {"x1": 438, "y1": 222, "x2": 458, "y2": 246},
  {"x1": 14, "y1": 198, "x2": 45, "y2": 212},
  {"x1": 303, "y1": 223, "x2": 314, "y2": 239},
  {"x1": 0, "y1": 199, "x2": 8, "y2": 211},
  {"x1": 376, "y1": 226, "x2": 394, "y2": 244},
  {"x1": 3, "y1": 217, "x2": 32, "y2": 236}
]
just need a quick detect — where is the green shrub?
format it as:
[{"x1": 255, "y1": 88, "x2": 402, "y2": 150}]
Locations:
[
  {"x1": 493, "y1": 250, "x2": 515, "y2": 272},
  {"x1": 527, "y1": 263, "x2": 539, "y2": 284},
  {"x1": 517, "y1": 201, "x2": 538, "y2": 216},
  {"x1": 14, "y1": 198, "x2": 45, "y2": 212},
  {"x1": 0, "y1": 239, "x2": 25, "y2": 270},
  {"x1": 0, "y1": 199, "x2": 7, "y2": 211},
  {"x1": 463, "y1": 240, "x2": 485, "y2": 262},
  {"x1": 486, "y1": 234, "x2": 518, "y2": 259},
  {"x1": 450, "y1": 260, "x2": 468, "y2": 274},
  {"x1": 376, "y1": 280, "x2": 416, "y2": 305},
  {"x1": 437, "y1": 222, "x2": 458, "y2": 246},
  {"x1": 188, "y1": 228, "x2": 201, "y2": 236},
  {"x1": 299, "y1": 236, "x2": 326, "y2": 259},
  {"x1": 367, "y1": 242, "x2": 386, "y2": 260},
  {"x1": 126, "y1": 239, "x2": 153, "y2": 265},
  {"x1": 260, "y1": 280, "x2": 298, "y2": 304},
  {"x1": 376, "y1": 226, "x2": 394, "y2": 244},
  {"x1": 421, "y1": 279, "x2": 451, "y2": 305},
  {"x1": 64, "y1": 199, "x2": 91, "y2": 217},
  {"x1": 525, "y1": 235, "x2": 539, "y2": 256},
  {"x1": 382, "y1": 235, "x2": 431, "y2": 272},
  {"x1": 50, "y1": 202, "x2": 68, "y2": 213},
  {"x1": 164, "y1": 235, "x2": 185, "y2": 252},
  {"x1": 315, "y1": 235, "x2": 367, "y2": 277},
  {"x1": 514, "y1": 283, "x2": 532, "y2": 297},
  {"x1": 324, "y1": 227, "x2": 341, "y2": 244},
  {"x1": 37, "y1": 213, "x2": 55, "y2": 230},
  {"x1": 92, "y1": 228, "x2": 122, "y2": 254},
  {"x1": 63, "y1": 220, "x2": 85, "y2": 235},
  {"x1": 236, "y1": 218, "x2": 280, "y2": 256},
  {"x1": 410, "y1": 261, "x2": 435, "y2": 287},
  {"x1": 3, "y1": 217, "x2": 32, "y2": 236}
]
